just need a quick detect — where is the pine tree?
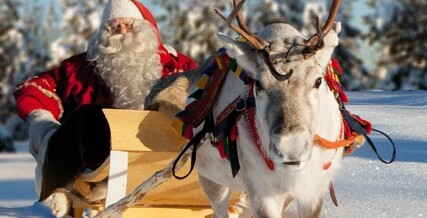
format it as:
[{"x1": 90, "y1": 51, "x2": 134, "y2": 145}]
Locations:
[
  {"x1": 152, "y1": 0, "x2": 307, "y2": 63},
  {"x1": 48, "y1": 0, "x2": 108, "y2": 67},
  {"x1": 152, "y1": 1, "x2": 228, "y2": 63},
  {"x1": 0, "y1": 0, "x2": 47, "y2": 117},
  {"x1": 0, "y1": 0, "x2": 51, "y2": 143},
  {"x1": 331, "y1": 1, "x2": 372, "y2": 90},
  {"x1": 153, "y1": 0, "x2": 369, "y2": 90},
  {"x1": 365, "y1": 0, "x2": 427, "y2": 90}
]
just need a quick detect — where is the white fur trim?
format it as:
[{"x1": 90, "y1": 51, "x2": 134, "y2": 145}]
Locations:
[
  {"x1": 163, "y1": 44, "x2": 178, "y2": 57},
  {"x1": 102, "y1": 0, "x2": 143, "y2": 23},
  {"x1": 26, "y1": 109, "x2": 57, "y2": 123}
]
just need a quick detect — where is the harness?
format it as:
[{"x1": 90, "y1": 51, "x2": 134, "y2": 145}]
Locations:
[
  {"x1": 317, "y1": 59, "x2": 396, "y2": 164},
  {"x1": 171, "y1": 48, "x2": 268, "y2": 178},
  {"x1": 171, "y1": 49, "x2": 396, "y2": 180}
]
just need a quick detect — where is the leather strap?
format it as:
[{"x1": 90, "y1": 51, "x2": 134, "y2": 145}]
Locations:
[
  {"x1": 172, "y1": 113, "x2": 214, "y2": 180},
  {"x1": 341, "y1": 107, "x2": 396, "y2": 164}
]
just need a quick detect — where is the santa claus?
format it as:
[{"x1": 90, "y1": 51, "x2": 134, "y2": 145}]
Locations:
[{"x1": 14, "y1": 0, "x2": 196, "y2": 216}]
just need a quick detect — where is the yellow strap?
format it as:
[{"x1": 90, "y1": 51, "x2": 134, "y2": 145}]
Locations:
[
  {"x1": 196, "y1": 75, "x2": 210, "y2": 89},
  {"x1": 170, "y1": 118, "x2": 184, "y2": 135}
]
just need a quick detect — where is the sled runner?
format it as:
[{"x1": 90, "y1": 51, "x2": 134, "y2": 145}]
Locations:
[{"x1": 70, "y1": 109, "x2": 242, "y2": 218}]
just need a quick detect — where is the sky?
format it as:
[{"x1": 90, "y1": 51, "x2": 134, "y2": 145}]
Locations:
[{"x1": 0, "y1": 90, "x2": 426, "y2": 217}]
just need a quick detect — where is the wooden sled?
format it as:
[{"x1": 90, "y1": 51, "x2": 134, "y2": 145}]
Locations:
[{"x1": 70, "y1": 109, "x2": 242, "y2": 218}]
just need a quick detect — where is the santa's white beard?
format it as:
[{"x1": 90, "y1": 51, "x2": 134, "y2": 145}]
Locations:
[{"x1": 90, "y1": 20, "x2": 163, "y2": 109}]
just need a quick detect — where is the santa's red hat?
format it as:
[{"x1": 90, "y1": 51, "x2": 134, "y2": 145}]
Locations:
[
  {"x1": 98, "y1": 0, "x2": 181, "y2": 77},
  {"x1": 101, "y1": 0, "x2": 162, "y2": 43}
]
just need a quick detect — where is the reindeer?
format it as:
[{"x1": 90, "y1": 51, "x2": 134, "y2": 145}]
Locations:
[
  {"x1": 98, "y1": 0, "x2": 351, "y2": 217},
  {"x1": 183, "y1": 0, "x2": 347, "y2": 217}
]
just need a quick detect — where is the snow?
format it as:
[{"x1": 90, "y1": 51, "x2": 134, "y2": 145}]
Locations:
[
  {"x1": 0, "y1": 90, "x2": 426, "y2": 217},
  {"x1": 0, "y1": 142, "x2": 49, "y2": 217}
]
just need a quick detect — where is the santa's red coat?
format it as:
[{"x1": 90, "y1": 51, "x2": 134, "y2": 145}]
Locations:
[{"x1": 14, "y1": 52, "x2": 197, "y2": 122}]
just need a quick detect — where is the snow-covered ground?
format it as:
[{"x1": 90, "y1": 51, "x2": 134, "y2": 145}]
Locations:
[{"x1": 0, "y1": 90, "x2": 426, "y2": 218}]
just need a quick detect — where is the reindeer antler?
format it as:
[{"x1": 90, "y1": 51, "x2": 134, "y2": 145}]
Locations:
[
  {"x1": 322, "y1": 0, "x2": 342, "y2": 35},
  {"x1": 214, "y1": 0, "x2": 269, "y2": 50},
  {"x1": 307, "y1": 0, "x2": 342, "y2": 48},
  {"x1": 215, "y1": 0, "x2": 292, "y2": 81}
]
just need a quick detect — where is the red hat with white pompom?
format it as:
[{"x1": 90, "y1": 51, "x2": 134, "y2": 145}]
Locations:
[
  {"x1": 98, "y1": 0, "x2": 184, "y2": 78},
  {"x1": 101, "y1": 0, "x2": 162, "y2": 42}
]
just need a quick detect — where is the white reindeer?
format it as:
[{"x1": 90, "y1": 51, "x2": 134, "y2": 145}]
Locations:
[
  {"x1": 190, "y1": 0, "x2": 347, "y2": 217},
  {"x1": 97, "y1": 0, "x2": 355, "y2": 217}
]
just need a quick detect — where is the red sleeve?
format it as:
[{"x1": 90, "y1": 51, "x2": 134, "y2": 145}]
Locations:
[
  {"x1": 177, "y1": 52, "x2": 197, "y2": 72},
  {"x1": 161, "y1": 52, "x2": 197, "y2": 79},
  {"x1": 14, "y1": 67, "x2": 64, "y2": 121}
]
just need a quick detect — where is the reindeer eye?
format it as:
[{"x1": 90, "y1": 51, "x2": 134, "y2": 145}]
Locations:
[{"x1": 313, "y1": 77, "x2": 322, "y2": 89}]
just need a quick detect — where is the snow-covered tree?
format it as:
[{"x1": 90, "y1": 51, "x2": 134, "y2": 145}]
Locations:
[
  {"x1": 0, "y1": 0, "x2": 52, "y2": 144},
  {"x1": 302, "y1": 1, "x2": 372, "y2": 90},
  {"x1": 0, "y1": 125, "x2": 14, "y2": 152},
  {"x1": 152, "y1": 0, "x2": 306, "y2": 63},
  {"x1": 48, "y1": 0, "x2": 107, "y2": 67},
  {"x1": 152, "y1": 1, "x2": 228, "y2": 63},
  {"x1": 329, "y1": 1, "x2": 372, "y2": 90},
  {"x1": 364, "y1": 0, "x2": 427, "y2": 90},
  {"x1": 153, "y1": 0, "x2": 370, "y2": 90}
]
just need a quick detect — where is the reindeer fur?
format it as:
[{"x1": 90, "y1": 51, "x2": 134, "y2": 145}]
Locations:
[{"x1": 191, "y1": 22, "x2": 344, "y2": 218}]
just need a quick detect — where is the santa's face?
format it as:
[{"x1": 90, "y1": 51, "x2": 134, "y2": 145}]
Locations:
[
  {"x1": 87, "y1": 18, "x2": 163, "y2": 109},
  {"x1": 108, "y1": 18, "x2": 135, "y2": 35}
]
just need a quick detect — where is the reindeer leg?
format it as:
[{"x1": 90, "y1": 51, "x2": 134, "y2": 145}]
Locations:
[
  {"x1": 249, "y1": 197, "x2": 284, "y2": 218},
  {"x1": 282, "y1": 195, "x2": 294, "y2": 212},
  {"x1": 243, "y1": 185, "x2": 285, "y2": 218},
  {"x1": 297, "y1": 197, "x2": 323, "y2": 218},
  {"x1": 198, "y1": 175, "x2": 231, "y2": 218}
]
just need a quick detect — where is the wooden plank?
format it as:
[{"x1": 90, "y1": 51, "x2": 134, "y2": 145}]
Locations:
[
  {"x1": 125, "y1": 151, "x2": 211, "y2": 206},
  {"x1": 102, "y1": 109, "x2": 187, "y2": 152},
  {"x1": 124, "y1": 152, "x2": 242, "y2": 206},
  {"x1": 78, "y1": 156, "x2": 110, "y2": 183},
  {"x1": 120, "y1": 206, "x2": 214, "y2": 218}
]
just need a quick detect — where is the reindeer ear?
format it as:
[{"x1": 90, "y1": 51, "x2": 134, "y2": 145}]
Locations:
[
  {"x1": 217, "y1": 32, "x2": 261, "y2": 79},
  {"x1": 217, "y1": 32, "x2": 251, "y2": 59},
  {"x1": 324, "y1": 22, "x2": 341, "y2": 48},
  {"x1": 313, "y1": 22, "x2": 342, "y2": 68}
]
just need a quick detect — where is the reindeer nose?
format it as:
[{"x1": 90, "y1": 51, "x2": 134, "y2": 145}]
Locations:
[{"x1": 283, "y1": 161, "x2": 301, "y2": 166}]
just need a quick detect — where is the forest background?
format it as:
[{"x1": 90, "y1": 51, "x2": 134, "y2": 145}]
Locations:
[{"x1": 0, "y1": 0, "x2": 425, "y2": 151}]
